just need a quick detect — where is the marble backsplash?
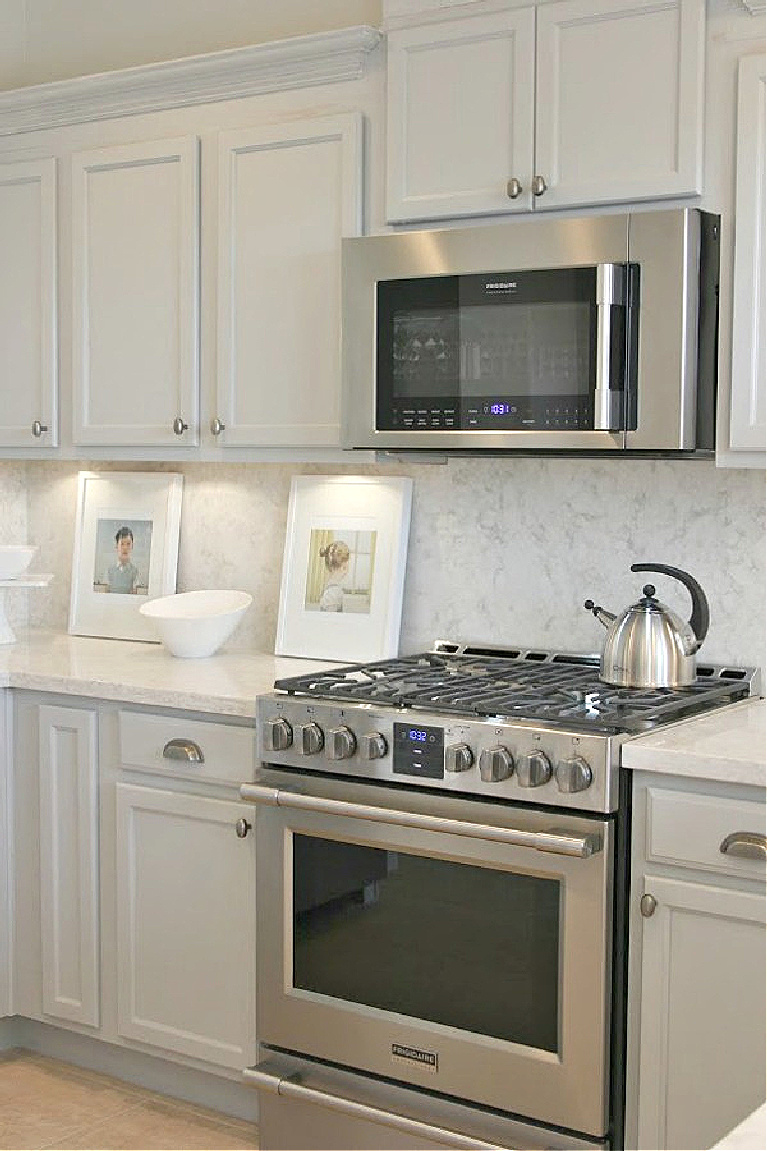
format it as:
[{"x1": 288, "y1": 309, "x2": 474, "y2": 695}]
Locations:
[{"x1": 1, "y1": 457, "x2": 765, "y2": 670}]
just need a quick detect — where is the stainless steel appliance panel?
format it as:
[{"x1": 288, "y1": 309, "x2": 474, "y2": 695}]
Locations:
[
  {"x1": 342, "y1": 209, "x2": 711, "y2": 453},
  {"x1": 248, "y1": 1054, "x2": 606, "y2": 1150},
  {"x1": 247, "y1": 768, "x2": 614, "y2": 1139}
]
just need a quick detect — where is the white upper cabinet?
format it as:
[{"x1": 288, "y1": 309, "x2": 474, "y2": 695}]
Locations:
[
  {"x1": 535, "y1": 0, "x2": 705, "y2": 210},
  {"x1": 386, "y1": 0, "x2": 705, "y2": 222},
  {"x1": 0, "y1": 158, "x2": 58, "y2": 447},
  {"x1": 729, "y1": 53, "x2": 765, "y2": 455},
  {"x1": 215, "y1": 114, "x2": 363, "y2": 447},
  {"x1": 386, "y1": 9, "x2": 536, "y2": 218},
  {"x1": 71, "y1": 136, "x2": 200, "y2": 447}
]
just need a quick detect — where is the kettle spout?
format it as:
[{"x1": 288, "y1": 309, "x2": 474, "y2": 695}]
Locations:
[{"x1": 584, "y1": 599, "x2": 617, "y2": 629}]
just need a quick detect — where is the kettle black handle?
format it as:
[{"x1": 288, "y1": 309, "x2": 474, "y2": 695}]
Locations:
[{"x1": 630, "y1": 563, "x2": 710, "y2": 648}]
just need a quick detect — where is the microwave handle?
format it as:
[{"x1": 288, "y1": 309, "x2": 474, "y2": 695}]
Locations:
[
  {"x1": 239, "y1": 782, "x2": 602, "y2": 858},
  {"x1": 594, "y1": 262, "x2": 626, "y2": 432}
]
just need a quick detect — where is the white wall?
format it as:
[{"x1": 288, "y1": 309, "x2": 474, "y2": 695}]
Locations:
[
  {"x1": 0, "y1": 0, "x2": 382, "y2": 91},
  {"x1": 2, "y1": 457, "x2": 764, "y2": 670}
]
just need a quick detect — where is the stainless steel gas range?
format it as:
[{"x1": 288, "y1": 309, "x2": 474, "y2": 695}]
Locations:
[{"x1": 241, "y1": 643, "x2": 757, "y2": 1151}]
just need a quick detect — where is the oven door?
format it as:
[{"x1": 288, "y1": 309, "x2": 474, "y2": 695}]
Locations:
[{"x1": 242, "y1": 769, "x2": 614, "y2": 1140}]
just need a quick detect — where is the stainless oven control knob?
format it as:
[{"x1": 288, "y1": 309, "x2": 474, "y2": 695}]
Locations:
[
  {"x1": 264, "y1": 717, "x2": 293, "y2": 752},
  {"x1": 479, "y1": 745, "x2": 513, "y2": 782},
  {"x1": 518, "y1": 750, "x2": 552, "y2": 788},
  {"x1": 555, "y1": 756, "x2": 593, "y2": 793},
  {"x1": 298, "y1": 722, "x2": 324, "y2": 756},
  {"x1": 327, "y1": 726, "x2": 357, "y2": 760},
  {"x1": 445, "y1": 743, "x2": 474, "y2": 773},
  {"x1": 361, "y1": 732, "x2": 388, "y2": 760}
]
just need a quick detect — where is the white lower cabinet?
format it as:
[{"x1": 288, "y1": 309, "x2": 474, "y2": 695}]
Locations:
[
  {"x1": 38, "y1": 704, "x2": 100, "y2": 1027},
  {"x1": 627, "y1": 773, "x2": 767, "y2": 1150},
  {"x1": 114, "y1": 781, "x2": 256, "y2": 1069}
]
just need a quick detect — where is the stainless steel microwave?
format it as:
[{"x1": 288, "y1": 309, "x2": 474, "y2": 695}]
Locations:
[{"x1": 341, "y1": 208, "x2": 719, "y2": 454}]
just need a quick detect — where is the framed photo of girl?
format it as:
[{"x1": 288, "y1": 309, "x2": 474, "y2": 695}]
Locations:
[
  {"x1": 276, "y1": 475, "x2": 413, "y2": 662},
  {"x1": 69, "y1": 471, "x2": 183, "y2": 641}
]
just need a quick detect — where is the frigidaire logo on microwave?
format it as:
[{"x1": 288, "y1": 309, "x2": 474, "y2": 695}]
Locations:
[
  {"x1": 391, "y1": 1043, "x2": 439, "y2": 1073},
  {"x1": 484, "y1": 279, "x2": 518, "y2": 293}
]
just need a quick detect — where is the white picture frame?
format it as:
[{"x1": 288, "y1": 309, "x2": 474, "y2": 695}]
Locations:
[
  {"x1": 69, "y1": 471, "x2": 183, "y2": 642},
  {"x1": 276, "y1": 475, "x2": 413, "y2": 662}
]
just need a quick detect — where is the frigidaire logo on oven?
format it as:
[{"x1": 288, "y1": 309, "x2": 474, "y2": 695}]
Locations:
[
  {"x1": 391, "y1": 1043, "x2": 439, "y2": 1074},
  {"x1": 484, "y1": 279, "x2": 518, "y2": 293}
]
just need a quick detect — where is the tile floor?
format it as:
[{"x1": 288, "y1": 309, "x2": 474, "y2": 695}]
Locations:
[{"x1": 0, "y1": 1049, "x2": 259, "y2": 1150}]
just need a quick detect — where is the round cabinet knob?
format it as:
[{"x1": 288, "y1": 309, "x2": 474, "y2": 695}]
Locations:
[
  {"x1": 360, "y1": 732, "x2": 388, "y2": 760},
  {"x1": 31, "y1": 420, "x2": 49, "y2": 437},
  {"x1": 532, "y1": 175, "x2": 548, "y2": 197},
  {"x1": 555, "y1": 756, "x2": 593, "y2": 794},
  {"x1": 640, "y1": 893, "x2": 657, "y2": 918},
  {"x1": 298, "y1": 722, "x2": 324, "y2": 756},
  {"x1": 264, "y1": 717, "x2": 293, "y2": 753},
  {"x1": 518, "y1": 750, "x2": 552, "y2": 788},
  {"x1": 445, "y1": 743, "x2": 474, "y2": 773},
  {"x1": 327, "y1": 726, "x2": 357, "y2": 760},
  {"x1": 506, "y1": 177, "x2": 522, "y2": 200},
  {"x1": 235, "y1": 818, "x2": 251, "y2": 839},
  {"x1": 210, "y1": 417, "x2": 226, "y2": 436},
  {"x1": 479, "y1": 745, "x2": 513, "y2": 783},
  {"x1": 172, "y1": 416, "x2": 188, "y2": 435}
]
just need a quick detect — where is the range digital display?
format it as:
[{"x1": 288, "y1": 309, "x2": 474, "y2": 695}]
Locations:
[{"x1": 393, "y1": 722, "x2": 444, "y2": 779}]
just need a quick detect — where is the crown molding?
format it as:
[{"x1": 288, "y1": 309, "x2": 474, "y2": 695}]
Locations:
[{"x1": 0, "y1": 25, "x2": 382, "y2": 137}]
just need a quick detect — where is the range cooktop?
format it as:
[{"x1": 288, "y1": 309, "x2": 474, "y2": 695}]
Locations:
[{"x1": 274, "y1": 642, "x2": 757, "y2": 736}]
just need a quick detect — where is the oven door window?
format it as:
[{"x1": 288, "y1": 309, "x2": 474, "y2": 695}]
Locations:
[{"x1": 292, "y1": 834, "x2": 560, "y2": 1053}]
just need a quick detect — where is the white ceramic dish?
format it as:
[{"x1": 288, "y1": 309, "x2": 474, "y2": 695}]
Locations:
[
  {"x1": 0, "y1": 545, "x2": 38, "y2": 581},
  {"x1": 139, "y1": 590, "x2": 252, "y2": 658}
]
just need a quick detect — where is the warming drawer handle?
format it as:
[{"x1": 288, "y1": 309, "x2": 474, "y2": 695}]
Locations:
[
  {"x1": 719, "y1": 831, "x2": 767, "y2": 861},
  {"x1": 238, "y1": 783, "x2": 601, "y2": 858},
  {"x1": 243, "y1": 1065, "x2": 505, "y2": 1150}
]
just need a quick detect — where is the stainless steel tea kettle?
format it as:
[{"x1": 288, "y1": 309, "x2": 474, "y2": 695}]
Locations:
[{"x1": 584, "y1": 563, "x2": 710, "y2": 688}]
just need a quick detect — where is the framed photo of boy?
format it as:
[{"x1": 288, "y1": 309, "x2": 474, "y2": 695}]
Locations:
[
  {"x1": 69, "y1": 471, "x2": 183, "y2": 641},
  {"x1": 276, "y1": 475, "x2": 413, "y2": 662}
]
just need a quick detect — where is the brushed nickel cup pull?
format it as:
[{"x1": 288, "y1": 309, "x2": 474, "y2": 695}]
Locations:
[
  {"x1": 31, "y1": 420, "x2": 48, "y2": 437},
  {"x1": 235, "y1": 818, "x2": 251, "y2": 839},
  {"x1": 210, "y1": 417, "x2": 226, "y2": 436},
  {"x1": 532, "y1": 175, "x2": 548, "y2": 196},
  {"x1": 506, "y1": 177, "x2": 522, "y2": 199},
  {"x1": 162, "y1": 738, "x2": 204, "y2": 763},
  {"x1": 640, "y1": 893, "x2": 657, "y2": 917},
  {"x1": 172, "y1": 416, "x2": 188, "y2": 435},
  {"x1": 720, "y1": 831, "x2": 767, "y2": 860}
]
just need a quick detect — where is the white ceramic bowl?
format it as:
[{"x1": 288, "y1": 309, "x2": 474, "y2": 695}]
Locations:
[
  {"x1": 0, "y1": 545, "x2": 38, "y2": 581},
  {"x1": 139, "y1": 590, "x2": 252, "y2": 658}
]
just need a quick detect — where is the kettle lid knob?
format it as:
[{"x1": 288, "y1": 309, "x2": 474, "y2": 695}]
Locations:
[{"x1": 642, "y1": 584, "x2": 657, "y2": 600}]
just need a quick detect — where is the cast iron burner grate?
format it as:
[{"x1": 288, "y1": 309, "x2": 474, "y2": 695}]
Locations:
[{"x1": 273, "y1": 646, "x2": 757, "y2": 735}]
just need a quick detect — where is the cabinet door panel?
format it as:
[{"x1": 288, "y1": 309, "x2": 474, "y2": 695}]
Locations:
[
  {"x1": 115, "y1": 783, "x2": 255, "y2": 1068},
  {"x1": 38, "y1": 705, "x2": 99, "y2": 1027},
  {"x1": 0, "y1": 159, "x2": 57, "y2": 448},
  {"x1": 386, "y1": 10, "x2": 535, "y2": 221},
  {"x1": 216, "y1": 114, "x2": 361, "y2": 447},
  {"x1": 730, "y1": 53, "x2": 766, "y2": 453},
  {"x1": 636, "y1": 874, "x2": 766, "y2": 1150},
  {"x1": 535, "y1": 0, "x2": 704, "y2": 210},
  {"x1": 71, "y1": 137, "x2": 199, "y2": 447}
]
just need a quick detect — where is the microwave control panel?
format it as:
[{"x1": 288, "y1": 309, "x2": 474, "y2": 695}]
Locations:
[{"x1": 384, "y1": 396, "x2": 596, "y2": 431}]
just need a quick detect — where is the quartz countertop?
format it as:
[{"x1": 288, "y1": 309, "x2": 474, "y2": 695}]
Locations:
[
  {"x1": 0, "y1": 628, "x2": 339, "y2": 718},
  {"x1": 621, "y1": 696, "x2": 765, "y2": 788}
]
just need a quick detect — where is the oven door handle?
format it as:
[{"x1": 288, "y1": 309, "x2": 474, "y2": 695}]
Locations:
[
  {"x1": 244, "y1": 1063, "x2": 505, "y2": 1150},
  {"x1": 239, "y1": 782, "x2": 602, "y2": 858}
]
